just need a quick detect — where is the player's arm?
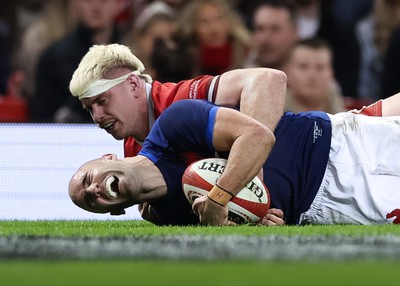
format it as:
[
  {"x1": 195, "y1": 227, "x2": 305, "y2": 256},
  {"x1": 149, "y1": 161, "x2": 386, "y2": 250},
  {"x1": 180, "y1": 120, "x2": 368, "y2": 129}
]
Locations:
[
  {"x1": 138, "y1": 202, "x2": 163, "y2": 225},
  {"x1": 193, "y1": 107, "x2": 275, "y2": 226},
  {"x1": 351, "y1": 91, "x2": 400, "y2": 116},
  {"x1": 382, "y1": 91, "x2": 400, "y2": 116},
  {"x1": 215, "y1": 68, "x2": 287, "y2": 132}
]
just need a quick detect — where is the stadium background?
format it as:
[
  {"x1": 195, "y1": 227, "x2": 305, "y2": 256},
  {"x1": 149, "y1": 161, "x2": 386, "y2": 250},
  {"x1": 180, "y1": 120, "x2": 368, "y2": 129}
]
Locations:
[{"x1": 0, "y1": 123, "x2": 141, "y2": 220}]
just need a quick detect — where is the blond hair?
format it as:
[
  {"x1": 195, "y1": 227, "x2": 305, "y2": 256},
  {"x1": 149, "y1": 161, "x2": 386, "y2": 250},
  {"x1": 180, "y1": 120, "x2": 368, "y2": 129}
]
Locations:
[{"x1": 70, "y1": 44, "x2": 152, "y2": 97}]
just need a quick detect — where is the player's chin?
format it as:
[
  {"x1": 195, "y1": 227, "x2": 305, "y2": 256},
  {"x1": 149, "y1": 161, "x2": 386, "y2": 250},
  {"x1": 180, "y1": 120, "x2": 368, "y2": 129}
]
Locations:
[
  {"x1": 103, "y1": 122, "x2": 123, "y2": 140},
  {"x1": 109, "y1": 129, "x2": 125, "y2": 140}
]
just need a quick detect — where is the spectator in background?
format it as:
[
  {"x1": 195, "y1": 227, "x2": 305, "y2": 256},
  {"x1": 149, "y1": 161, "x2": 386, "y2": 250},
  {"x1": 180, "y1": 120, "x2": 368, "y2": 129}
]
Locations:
[
  {"x1": 0, "y1": 16, "x2": 28, "y2": 122},
  {"x1": 177, "y1": 0, "x2": 252, "y2": 77},
  {"x1": 291, "y1": 0, "x2": 322, "y2": 40},
  {"x1": 0, "y1": 1, "x2": 19, "y2": 64},
  {"x1": 232, "y1": 0, "x2": 264, "y2": 28},
  {"x1": 244, "y1": 0, "x2": 298, "y2": 70},
  {"x1": 29, "y1": 0, "x2": 122, "y2": 123},
  {"x1": 284, "y1": 38, "x2": 346, "y2": 114},
  {"x1": 356, "y1": 0, "x2": 400, "y2": 100},
  {"x1": 15, "y1": 0, "x2": 77, "y2": 100},
  {"x1": 123, "y1": 1, "x2": 179, "y2": 80},
  {"x1": 318, "y1": 0, "x2": 373, "y2": 98},
  {"x1": 150, "y1": 35, "x2": 194, "y2": 83},
  {"x1": 0, "y1": 19, "x2": 9, "y2": 96},
  {"x1": 379, "y1": 0, "x2": 400, "y2": 98},
  {"x1": 161, "y1": 0, "x2": 190, "y2": 12},
  {"x1": 382, "y1": 25, "x2": 400, "y2": 99},
  {"x1": 0, "y1": 1, "x2": 21, "y2": 97}
]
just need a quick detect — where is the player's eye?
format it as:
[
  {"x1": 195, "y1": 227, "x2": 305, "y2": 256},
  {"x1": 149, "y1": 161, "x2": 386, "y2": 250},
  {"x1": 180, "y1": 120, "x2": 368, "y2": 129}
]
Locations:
[
  {"x1": 98, "y1": 97, "x2": 107, "y2": 105},
  {"x1": 83, "y1": 172, "x2": 92, "y2": 188},
  {"x1": 86, "y1": 173, "x2": 92, "y2": 186}
]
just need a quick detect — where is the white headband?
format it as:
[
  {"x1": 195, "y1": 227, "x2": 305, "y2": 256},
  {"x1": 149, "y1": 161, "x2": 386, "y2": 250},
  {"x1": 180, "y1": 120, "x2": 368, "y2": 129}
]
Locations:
[{"x1": 78, "y1": 70, "x2": 141, "y2": 100}]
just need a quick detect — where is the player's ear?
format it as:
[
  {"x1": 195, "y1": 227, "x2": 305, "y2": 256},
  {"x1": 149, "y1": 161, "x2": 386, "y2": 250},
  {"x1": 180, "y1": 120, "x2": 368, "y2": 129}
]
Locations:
[
  {"x1": 128, "y1": 74, "x2": 140, "y2": 97},
  {"x1": 110, "y1": 208, "x2": 126, "y2": 216},
  {"x1": 101, "y1": 153, "x2": 117, "y2": 161}
]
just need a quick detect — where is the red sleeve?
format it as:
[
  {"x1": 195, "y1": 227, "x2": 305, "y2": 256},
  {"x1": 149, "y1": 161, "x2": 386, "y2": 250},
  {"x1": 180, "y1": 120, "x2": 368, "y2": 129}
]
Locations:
[
  {"x1": 151, "y1": 75, "x2": 218, "y2": 118},
  {"x1": 125, "y1": 76, "x2": 219, "y2": 157},
  {"x1": 351, "y1": 100, "x2": 383, "y2": 116},
  {"x1": 124, "y1": 137, "x2": 143, "y2": 157}
]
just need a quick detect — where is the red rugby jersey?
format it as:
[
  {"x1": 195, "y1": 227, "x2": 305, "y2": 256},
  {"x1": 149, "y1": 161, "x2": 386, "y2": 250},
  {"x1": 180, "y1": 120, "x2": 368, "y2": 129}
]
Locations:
[{"x1": 124, "y1": 75, "x2": 220, "y2": 157}]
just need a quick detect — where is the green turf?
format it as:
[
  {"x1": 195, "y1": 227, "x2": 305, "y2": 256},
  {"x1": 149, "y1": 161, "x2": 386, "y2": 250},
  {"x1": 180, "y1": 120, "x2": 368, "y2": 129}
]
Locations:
[
  {"x1": 1, "y1": 220, "x2": 399, "y2": 286},
  {"x1": 0, "y1": 260, "x2": 398, "y2": 286},
  {"x1": 1, "y1": 220, "x2": 400, "y2": 237}
]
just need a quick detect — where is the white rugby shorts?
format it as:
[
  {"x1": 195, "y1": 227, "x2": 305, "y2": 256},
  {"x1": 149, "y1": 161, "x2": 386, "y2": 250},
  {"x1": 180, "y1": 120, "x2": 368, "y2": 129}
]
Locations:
[{"x1": 300, "y1": 112, "x2": 400, "y2": 225}]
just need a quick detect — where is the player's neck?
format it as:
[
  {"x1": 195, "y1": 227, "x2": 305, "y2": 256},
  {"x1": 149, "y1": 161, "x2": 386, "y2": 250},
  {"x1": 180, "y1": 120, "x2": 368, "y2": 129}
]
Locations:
[{"x1": 126, "y1": 156, "x2": 168, "y2": 201}]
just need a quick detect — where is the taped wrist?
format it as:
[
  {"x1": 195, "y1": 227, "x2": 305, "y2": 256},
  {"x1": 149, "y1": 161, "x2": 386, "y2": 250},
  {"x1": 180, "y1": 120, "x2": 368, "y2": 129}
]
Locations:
[{"x1": 207, "y1": 184, "x2": 234, "y2": 206}]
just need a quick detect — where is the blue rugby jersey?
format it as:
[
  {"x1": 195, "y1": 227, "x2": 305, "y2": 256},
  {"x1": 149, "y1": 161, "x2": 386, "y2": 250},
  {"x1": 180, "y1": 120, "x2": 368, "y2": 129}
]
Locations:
[
  {"x1": 139, "y1": 100, "x2": 332, "y2": 225},
  {"x1": 264, "y1": 111, "x2": 331, "y2": 224},
  {"x1": 139, "y1": 100, "x2": 217, "y2": 225}
]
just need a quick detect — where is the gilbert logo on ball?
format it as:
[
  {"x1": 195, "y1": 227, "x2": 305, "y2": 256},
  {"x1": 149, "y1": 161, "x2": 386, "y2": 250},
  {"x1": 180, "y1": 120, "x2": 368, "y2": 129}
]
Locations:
[{"x1": 182, "y1": 158, "x2": 270, "y2": 224}]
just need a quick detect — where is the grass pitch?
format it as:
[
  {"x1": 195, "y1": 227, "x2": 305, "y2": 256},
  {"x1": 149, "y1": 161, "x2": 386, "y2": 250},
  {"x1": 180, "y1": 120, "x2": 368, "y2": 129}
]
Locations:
[
  {"x1": 1, "y1": 260, "x2": 397, "y2": 286},
  {"x1": 1, "y1": 220, "x2": 400, "y2": 286},
  {"x1": 2, "y1": 220, "x2": 400, "y2": 236}
]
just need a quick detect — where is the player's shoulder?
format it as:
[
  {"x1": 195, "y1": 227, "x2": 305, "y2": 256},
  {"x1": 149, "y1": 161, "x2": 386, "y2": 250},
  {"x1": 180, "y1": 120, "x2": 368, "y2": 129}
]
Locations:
[
  {"x1": 283, "y1": 111, "x2": 331, "y2": 121},
  {"x1": 164, "y1": 99, "x2": 215, "y2": 114},
  {"x1": 158, "y1": 100, "x2": 217, "y2": 128}
]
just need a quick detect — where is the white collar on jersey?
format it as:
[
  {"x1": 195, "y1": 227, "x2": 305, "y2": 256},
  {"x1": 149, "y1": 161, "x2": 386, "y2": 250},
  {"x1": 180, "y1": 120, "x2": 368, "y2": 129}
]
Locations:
[
  {"x1": 134, "y1": 83, "x2": 154, "y2": 147},
  {"x1": 145, "y1": 82, "x2": 155, "y2": 131}
]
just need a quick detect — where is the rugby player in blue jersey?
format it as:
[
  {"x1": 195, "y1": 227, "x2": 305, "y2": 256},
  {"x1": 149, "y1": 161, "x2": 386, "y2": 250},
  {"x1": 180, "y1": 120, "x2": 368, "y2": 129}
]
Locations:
[{"x1": 69, "y1": 99, "x2": 400, "y2": 226}]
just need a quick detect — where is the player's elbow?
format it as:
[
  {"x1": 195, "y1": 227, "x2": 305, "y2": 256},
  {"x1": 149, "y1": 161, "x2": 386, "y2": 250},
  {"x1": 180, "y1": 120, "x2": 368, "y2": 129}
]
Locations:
[
  {"x1": 251, "y1": 123, "x2": 276, "y2": 153},
  {"x1": 257, "y1": 68, "x2": 287, "y2": 87}
]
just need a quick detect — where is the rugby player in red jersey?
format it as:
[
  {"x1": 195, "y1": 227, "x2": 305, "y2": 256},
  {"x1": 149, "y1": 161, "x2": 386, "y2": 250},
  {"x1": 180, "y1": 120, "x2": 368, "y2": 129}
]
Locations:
[{"x1": 69, "y1": 43, "x2": 287, "y2": 157}]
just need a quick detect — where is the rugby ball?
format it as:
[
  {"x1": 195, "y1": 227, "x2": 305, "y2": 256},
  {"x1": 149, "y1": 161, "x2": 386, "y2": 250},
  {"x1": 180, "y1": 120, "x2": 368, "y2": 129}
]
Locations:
[{"x1": 182, "y1": 158, "x2": 270, "y2": 224}]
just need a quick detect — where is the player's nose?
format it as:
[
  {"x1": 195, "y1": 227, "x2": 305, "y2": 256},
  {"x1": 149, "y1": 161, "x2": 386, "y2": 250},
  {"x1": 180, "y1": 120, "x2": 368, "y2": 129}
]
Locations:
[
  {"x1": 87, "y1": 183, "x2": 101, "y2": 197},
  {"x1": 91, "y1": 105, "x2": 105, "y2": 123}
]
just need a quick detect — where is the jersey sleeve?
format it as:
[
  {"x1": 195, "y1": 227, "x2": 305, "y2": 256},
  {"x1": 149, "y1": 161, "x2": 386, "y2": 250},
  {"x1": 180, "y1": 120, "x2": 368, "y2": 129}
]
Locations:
[
  {"x1": 126, "y1": 76, "x2": 221, "y2": 158},
  {"x1": 151, "y1": 75, "x2": 220, "y2": 117},
  {"x1": 350, "y1": 100, "x2": 383, "y2": 116},
  {"x1": 139, "y1": 100, "x2": 220, "y2": 163}
]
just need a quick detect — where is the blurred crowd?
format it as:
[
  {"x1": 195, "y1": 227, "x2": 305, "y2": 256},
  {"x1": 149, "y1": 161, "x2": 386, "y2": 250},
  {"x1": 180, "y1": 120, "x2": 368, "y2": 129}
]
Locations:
[{"x1": 1, "y1": 0, "x2": 400, "y2": 123}]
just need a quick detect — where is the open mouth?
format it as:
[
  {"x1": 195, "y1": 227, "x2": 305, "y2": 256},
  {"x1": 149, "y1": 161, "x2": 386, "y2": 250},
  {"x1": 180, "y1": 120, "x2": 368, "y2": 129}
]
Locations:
[
  {"x1": 105, "y1": 175, "x2": 120, "y2": 198},
  {"x1": 103, "y1": 121, "x2": 115, "y2": 131},
  {"x1": 99, "y1": 119, "x2": 116, "y2": 131}
]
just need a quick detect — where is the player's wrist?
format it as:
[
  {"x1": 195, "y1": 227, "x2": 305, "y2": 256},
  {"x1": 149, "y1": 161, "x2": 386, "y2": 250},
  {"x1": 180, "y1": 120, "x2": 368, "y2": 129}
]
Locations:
[{"x1": 207, "y1": 184, "x2": 234, "y2": 206}]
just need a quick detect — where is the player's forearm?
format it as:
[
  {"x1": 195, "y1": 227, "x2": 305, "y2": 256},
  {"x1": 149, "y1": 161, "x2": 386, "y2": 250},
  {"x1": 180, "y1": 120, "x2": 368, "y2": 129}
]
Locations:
[
  {"x1": 216, "y1": 126, "x2": 274, "y2": 196},
  {"x1": 352, "y1": 92, "x2": 400, "y2": 117},
  {"x1": 382, "y1": 92, "x2": 400, "y2": 116}
]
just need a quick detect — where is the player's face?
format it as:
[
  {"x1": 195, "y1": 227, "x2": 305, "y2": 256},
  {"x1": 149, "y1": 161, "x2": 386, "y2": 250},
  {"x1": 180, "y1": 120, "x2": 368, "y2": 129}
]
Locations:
[
  {"x1": 81, "y1": 73, "x2": 148, "y2": 141},
  {"x1": 68, "y1": 157, "x2": 134, "y2": 214}
]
